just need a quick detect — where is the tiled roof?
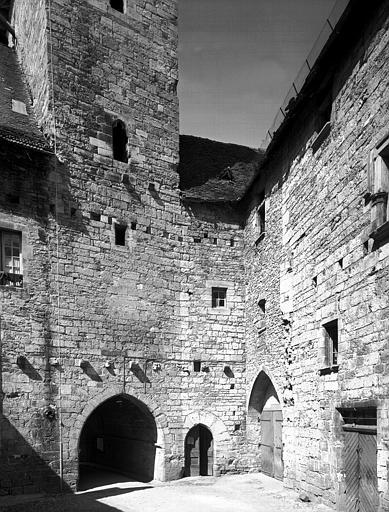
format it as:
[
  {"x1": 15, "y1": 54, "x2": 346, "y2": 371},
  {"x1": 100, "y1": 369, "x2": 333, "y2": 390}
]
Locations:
[
  {"x1": 0, "y1": 44, "x2": 52, "y2": 153},
  {"x1": 182, "y1": 161, "x2": 258, "y2": 203}
]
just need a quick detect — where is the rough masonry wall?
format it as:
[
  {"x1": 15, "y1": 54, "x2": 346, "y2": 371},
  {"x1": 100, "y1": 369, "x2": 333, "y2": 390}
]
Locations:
[
  {"x1": 0, "y1": 0, "x2": 248, "y2": 494},
  {"x1": 244, "y1": 3, "x2": 389, "y2": 509},
  {"x1": 0, "y1": 143, "x2": 62, "y2": 495}
]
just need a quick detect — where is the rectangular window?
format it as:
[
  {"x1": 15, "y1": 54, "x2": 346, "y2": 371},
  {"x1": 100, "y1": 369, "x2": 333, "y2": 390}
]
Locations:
[
  {"x1": 212, "y1": 287, "x2": 227, "y2": 308},
  {"x1": 368, "y1": 136, "x2": 389, "y2": 233},
  {"x1": 115, "y1": 224, "x2": 126, "y2": 246},
  {"x1": 323, "y1": 319, "x2": 338, "y2": 368},
  {"x1": 253, "y1": 190, "x2": 266, "y2": 244},
  {"x1": 0, "y1": 230, "x2": 23, "y2": 287},
  {"x1": 257, "y1": 203, "x2": 265, "y2": 234}
]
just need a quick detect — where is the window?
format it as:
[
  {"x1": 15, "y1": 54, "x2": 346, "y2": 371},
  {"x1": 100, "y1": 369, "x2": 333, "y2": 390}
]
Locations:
[
  {"x1": 110, "y1": 0, "x2": 124, "y2": 12},
  {"x1": 322, "y1": 319, "x2": 338, "y2": 371},
  {"x1": 0, "y1": 230, "x2": 23, "y2": 287},
  {"x1": 312, "y1": 87, "x2": 332, "y2": 152},
  {"x1": 368, "y1": 136, "x2": 389, "y2": 235},
  {"x1": 115, "y1": 223, "x2": 126, "y2": 246},
  {"x1": 112, "y1": 119, "x2": 128, "y2": 162},
  {"x1": 212, "y1": 287, "x2": 227, "y2": 308},
  {"x1": 193, "y1": 360, "x2": 201, "y2": 372},
  {"x1": 0, "y1": 1, "x2": 15, "y2": 46},
  {"x1": 253, "y1": 191, "x2": 265, "y2": 243}
]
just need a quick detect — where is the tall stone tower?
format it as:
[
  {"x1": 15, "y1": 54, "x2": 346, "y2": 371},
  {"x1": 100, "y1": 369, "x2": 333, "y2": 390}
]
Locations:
[{"x1": 0, "y1": 0, "x2": 247, "y2": 494}]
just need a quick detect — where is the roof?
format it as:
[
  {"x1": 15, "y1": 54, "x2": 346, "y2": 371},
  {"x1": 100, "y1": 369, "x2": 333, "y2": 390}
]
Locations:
[
  {"x1": 182, "y1": 161, "x2": 258, "y2": 203},
  {"x1": 0, "y1": 44, "x2": 52, "y2": 154},
  {"x1": 179, "y1": 135, "x2": 261, "y2": 190}
]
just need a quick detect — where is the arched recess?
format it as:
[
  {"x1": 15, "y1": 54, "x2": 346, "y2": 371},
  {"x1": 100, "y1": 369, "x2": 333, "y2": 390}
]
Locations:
[
  {"x1": 183, "y1": 410, "x2": 229, "y2": 477},
  {"x1": 247, "y1": 370, "x2": 283, "y2": 480},
  {"x1": 77, "y1": 393, "x2": 161, "y2": 489},
  {"x1": 184, "y1": 424, "x2": 213, "y2": 477}
]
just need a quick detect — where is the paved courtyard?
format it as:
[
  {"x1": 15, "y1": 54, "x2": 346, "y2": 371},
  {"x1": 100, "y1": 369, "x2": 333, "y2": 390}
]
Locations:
[{"x1": 1, "y1": 472, "x2": 333, "y2": 512}]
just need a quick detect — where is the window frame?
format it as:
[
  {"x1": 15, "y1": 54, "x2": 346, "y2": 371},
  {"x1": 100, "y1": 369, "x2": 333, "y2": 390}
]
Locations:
[
  {"x1": 211, "y1": 287, "x2": 227, "y2": 309},
  {"x1": 0, "y1": 229, "x2": 23, "y2": 287},
  {"x1": 253, "y1": 191, "x2": 266, "y2": 244},
  {"x1": 368, "y1": 135, "x2": 389, "y2": 236},
  {"x1": 319, "y1": 319, "x2": 339, "y2": 375}
]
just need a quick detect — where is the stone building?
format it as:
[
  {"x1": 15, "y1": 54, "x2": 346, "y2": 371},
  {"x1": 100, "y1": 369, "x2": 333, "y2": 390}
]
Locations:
[
  {"x1": 0, "y1": 0, "x2": 389, "y2": 511},
  {"x1": 244, "y1": 1, "x2": 389, "y2": 510},
  {"x1": 0, "y1": 0, "x2": 248, "y2": 495}
]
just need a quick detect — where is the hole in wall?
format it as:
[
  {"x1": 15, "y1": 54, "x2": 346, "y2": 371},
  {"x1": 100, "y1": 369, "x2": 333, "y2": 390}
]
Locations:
[
  {"x1": 115, "y1": 224, "x2": 127, "y2": 246},
  {"x1": 193, "y1": 360, "x2": 201, "y2": 372}
]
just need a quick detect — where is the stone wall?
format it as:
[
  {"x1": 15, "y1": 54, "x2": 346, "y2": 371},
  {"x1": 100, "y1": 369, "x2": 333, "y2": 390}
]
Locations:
[
  {"x1": 0, "y1": 0, "x2": 248, "y2": 494},
  {"x1": 244, "y1": 2, "x2": 389, "y2": 509}
]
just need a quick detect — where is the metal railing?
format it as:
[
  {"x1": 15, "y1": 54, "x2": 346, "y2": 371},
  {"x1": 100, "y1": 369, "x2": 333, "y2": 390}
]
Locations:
[
  {"x1": 0, "y1": 271, "x2": 23, "y2": 287},
  {"x1": 260, "y1": 0, "x2": 350, "y2": 149}
]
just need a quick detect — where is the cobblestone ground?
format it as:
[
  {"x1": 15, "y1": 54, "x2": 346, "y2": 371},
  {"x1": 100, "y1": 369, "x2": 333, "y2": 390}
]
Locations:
[{"x1": 0, "y1": 473, "x2": 333, "y2": 512}]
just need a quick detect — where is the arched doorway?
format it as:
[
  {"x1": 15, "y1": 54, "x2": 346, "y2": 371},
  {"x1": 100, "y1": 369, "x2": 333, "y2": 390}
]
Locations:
[
  {"x1": 184, "y1": 425, "x2": 213, "y2": 477},
  {"x1": 78, "y1": 394, "x2": 157, "y2": 489},
  {"x1": 248, "y1": 371, "x2": 283, "y2": 480}
]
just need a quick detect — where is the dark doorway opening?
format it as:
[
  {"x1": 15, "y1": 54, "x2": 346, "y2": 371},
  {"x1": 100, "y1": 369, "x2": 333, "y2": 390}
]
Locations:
[
  {"x1": 184, "y1": 424, "x2": 213, "y2": 477},
  {"x1": 78, "y1": 394, "x2": 157, "y2": 490}
]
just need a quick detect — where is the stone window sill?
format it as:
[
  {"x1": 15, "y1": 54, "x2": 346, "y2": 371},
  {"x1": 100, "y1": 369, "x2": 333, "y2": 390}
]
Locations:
[{"x1": 318, "y1": 365, "x2": 339, "y2": 376}]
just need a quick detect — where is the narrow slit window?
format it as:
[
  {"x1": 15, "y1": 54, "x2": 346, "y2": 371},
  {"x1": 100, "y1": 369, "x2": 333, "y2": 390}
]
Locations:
[
  {"x1": 115, "y1": 224, "x2": 127, "y2": 246},
  {"x1": 212, "y1": 287, "x2": 227, "y2": 308},
  {"x1": 110, "y1": 0, "x2": 124, "y2": 12},
  {"x1": 257, "y1": 203, "x2": 265, "y2": 234},
  {"x1": 112, "y1": 119, "x2": 128, "y2": 162}
]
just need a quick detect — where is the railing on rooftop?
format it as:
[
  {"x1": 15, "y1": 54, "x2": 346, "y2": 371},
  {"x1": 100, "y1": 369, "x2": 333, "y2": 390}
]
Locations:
[
  {"x1": 0, "y1": 271, "x2": 23, "y2": 287},
  {"x1": 260, "y1": 0, "x2": 350, "y2": 150}
]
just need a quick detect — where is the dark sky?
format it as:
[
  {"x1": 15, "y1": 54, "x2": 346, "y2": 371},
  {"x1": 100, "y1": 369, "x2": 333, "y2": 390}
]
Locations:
[{"x1": 178, "y1": 0, "x2": 337, "y2": 148}]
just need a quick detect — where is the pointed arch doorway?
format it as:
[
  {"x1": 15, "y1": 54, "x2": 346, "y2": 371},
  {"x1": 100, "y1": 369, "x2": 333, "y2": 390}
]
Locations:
[
  {"x1": 248, "y1": 371, "x2": 283, "y2": 480},
  {"x1": 184, "y1": 425, "x2": 213, "y2": 477}
]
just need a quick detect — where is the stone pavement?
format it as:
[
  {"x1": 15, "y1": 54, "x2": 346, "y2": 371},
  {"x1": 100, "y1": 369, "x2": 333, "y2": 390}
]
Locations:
[{"x1": 0, "y1": 472, "x2": 334, "y2": 512}]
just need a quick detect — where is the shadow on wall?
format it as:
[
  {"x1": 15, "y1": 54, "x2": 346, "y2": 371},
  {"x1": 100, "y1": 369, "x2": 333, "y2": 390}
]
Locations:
[{"x1": 0, "y1": 414, "x2": 71, "y2": 496}]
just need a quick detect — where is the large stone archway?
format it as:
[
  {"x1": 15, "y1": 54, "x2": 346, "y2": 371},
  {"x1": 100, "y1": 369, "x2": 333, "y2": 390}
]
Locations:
[
  {"x1": 78, "y1": 394, "x2": 157, "y2": 487},
  {"x1": 66, "y1": 388, "x2": 169, "y2": 489}
]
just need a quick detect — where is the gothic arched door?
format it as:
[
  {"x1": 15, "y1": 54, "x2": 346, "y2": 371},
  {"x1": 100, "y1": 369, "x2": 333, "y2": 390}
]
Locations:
[{"x1": 185, "y1": 425, "x2": 213, "y2": 477}]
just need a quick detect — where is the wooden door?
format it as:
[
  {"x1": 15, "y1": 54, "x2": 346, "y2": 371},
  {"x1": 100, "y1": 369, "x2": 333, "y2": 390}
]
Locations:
[
  {"x1": 261, "y1": 409, "x2": 283, "y2": 480},
  {"x1": 345, "y1": 430, "x2": 378, "y2": 512}
]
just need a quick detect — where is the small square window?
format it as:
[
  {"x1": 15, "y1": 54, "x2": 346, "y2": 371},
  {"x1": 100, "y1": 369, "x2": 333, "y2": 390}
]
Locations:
[
  {"x1": 193, "y1": 360, "x2": 201, "y2": 372},
  {"x1": 212, "y1": 287, "x2": 227, "y2": 308},
  {"x1": 323, "y1": 319, "x2": 338, "y2": 368},
  {"x1": 0, "y1": 230, "x2": 23, "y2": 287},
  {"x1": 110, "y1": 0, "x2": 124, "y2": 13},
  {"x1": 115, "y1": 224, "x2": 126, "y2": 246}
]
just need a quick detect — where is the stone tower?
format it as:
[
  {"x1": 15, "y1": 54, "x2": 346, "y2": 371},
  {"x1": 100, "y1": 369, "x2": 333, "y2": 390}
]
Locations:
[{"x1": 0, "y1": 0, "x2": 248, "y2": 493}]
